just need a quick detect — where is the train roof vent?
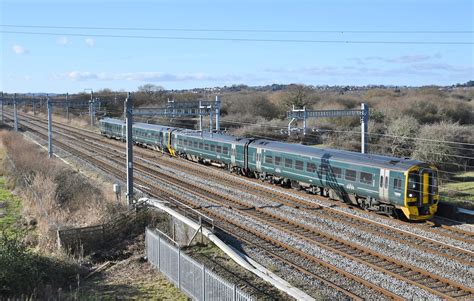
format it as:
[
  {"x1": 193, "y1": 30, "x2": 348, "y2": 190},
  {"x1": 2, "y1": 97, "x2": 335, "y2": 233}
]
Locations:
[{"x1": 389, "y1": 159, "x2": 400, "y2": 165}]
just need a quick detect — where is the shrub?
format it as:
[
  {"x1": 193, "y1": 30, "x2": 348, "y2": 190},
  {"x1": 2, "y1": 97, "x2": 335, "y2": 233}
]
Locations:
[
  {"x1": 0, "y1": 232, "x2": 79, "y2": 298},
  {"x1": 382, "y1": 116, "x2": 420, "y2": 158},
  {"x1": 412, "y1": 122, "x2": 466, "y2": 171}
]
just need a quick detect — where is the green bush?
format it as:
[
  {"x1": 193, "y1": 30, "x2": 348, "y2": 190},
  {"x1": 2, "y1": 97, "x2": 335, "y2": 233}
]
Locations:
[{"x1": 0, "y1": 232, "x2": 79, "y2": 298}]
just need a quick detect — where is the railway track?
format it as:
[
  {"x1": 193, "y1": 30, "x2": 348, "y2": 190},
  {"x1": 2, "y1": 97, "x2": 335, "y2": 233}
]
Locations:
[
  {"x1": 6, "y1": 111, "x2": 474, "y2": 300},
  {"x1": 13, "y1": 112, "x2": 474, "y2": 243},
  {"x1": 3, "y1": 113, "x2": 390, "y2": 299}
]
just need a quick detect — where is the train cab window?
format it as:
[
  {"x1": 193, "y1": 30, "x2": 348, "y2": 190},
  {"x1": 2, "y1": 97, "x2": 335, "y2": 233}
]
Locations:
[
  {"x1": 380, "y1": 176, "x2": 383, "y2": 188},
  {"x1": 216, "y1": 145, "x2": 222, "y2": 153},
  {"x1": 204, "y1": 144, "x2": 209, "y2": 150},
  {"x1": 432, "y1": 172, "x2": 438, "y2": 194},
  {"x1": 295, "y1": 160, "x2": 304, "y2": 170},
  {"x1": 223, "y1": 146, "x2": 229, "y2": 155},
  {"x1": 407, "y1": 173, "x2": 420, "y2": 198},
  {"x1": 285, "y1": 158, "x2": 293, "y2": 168},
  {"x1": 199, "y1": 142, "x2": 203, "y2": 149},
  {"x1": 210, "y1": 145, "x2": 215, "y2": 152},
  {"x1": 385, "y1": 176, "x2": 388, "y2": 189},
  {"x1": 345, "y1": 169, "x2": 357, "y2": 181},
  {"x1": 275, "y1": 156, "x2": 281, "y2": 166},
  {"x1": 332, "y1": 167, "x2": 342, "y2": 178},
  {"x1": 265, "y1": 155, "x2": 273, "y2": 164},
  {"x1": 307, "y1": 163, "x2": 316, "y2": 173},
  {"x1": 360, "y1": 172, "x2": 373, "y2": 185},
  {"x1": 393, "y1": 178, "x2": 402, "y2": 191}
]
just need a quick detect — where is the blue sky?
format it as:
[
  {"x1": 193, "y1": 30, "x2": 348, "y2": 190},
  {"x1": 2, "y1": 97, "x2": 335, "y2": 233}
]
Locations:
[{"x1": 1, "y1": 0, "x2": 473, "y2": 93}]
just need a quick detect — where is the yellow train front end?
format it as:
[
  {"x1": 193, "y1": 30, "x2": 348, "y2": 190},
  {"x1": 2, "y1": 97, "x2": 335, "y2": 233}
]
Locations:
[{"x1": 401, "y1": 165, "x2": 439, "y2": 221}]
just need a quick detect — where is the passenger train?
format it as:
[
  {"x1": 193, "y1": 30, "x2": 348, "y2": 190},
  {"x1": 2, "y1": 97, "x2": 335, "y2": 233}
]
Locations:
[{"x1": 100, "y1": 118, "x2": 438, "y2": 221}]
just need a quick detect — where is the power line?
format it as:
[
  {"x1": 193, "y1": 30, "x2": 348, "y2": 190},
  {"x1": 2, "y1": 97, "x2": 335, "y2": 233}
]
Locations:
[
  {"x1": 1, "y1": 24, "x2": 472, "y2": 34},
  {"x1": 1, "y1": 30, "x2": 472, "y2": 45},
  {"x1": 219, "y1": 118, "x2": 474, "y2": 147}
]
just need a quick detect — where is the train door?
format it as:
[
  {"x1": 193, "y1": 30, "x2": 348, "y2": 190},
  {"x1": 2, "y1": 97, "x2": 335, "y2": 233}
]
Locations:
[
  {"x1": 379, "y1": 169, "x2": 390, "y2": 202},
  {"x1": 256, "y1": 148, "x2": 262, "y2": 172},
  {"x1": 231, "y1": 144, "x2": 236, "y2": 166},
  {"x1": 419, "y1": 168, "x2": 435, "y2": 205}
]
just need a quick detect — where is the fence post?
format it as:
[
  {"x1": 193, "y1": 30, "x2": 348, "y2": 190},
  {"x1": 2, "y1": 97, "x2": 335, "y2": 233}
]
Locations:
[
  {"x1": 158, "y1": 234, "x2": 161, "y2": 270},
  {"x1": 178, "y1": 247, "x2": 181, "y2": 289},
  {"x1": 202, "y1": 265, "x2": 206, "y2": 301}
]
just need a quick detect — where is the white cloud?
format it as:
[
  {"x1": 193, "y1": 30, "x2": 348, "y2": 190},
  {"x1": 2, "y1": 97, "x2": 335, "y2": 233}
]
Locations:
[
  {"x1": 265, "y1": 62, "x2": 473, "y2": 78},
  {"x1": 85, "y1": 38, "x2": 95, "y2": 47},
  {"x1": 57, "y1": 36, "x2": 70, "y2": 45},
  {"x1": 56, "y1": 71, "x2": 242, "y2": 82},
  {"x1": 12, "y1": 44, "x2": 28, "y2": 55},
  {"x1": 350, "y1": 53, "x2": 437, "y2": 65}
]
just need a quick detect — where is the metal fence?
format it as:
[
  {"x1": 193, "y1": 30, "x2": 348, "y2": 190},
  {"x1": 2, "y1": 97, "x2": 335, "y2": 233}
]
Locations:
[{"x1": 145, "y1": 227, "x2": 255, "y2": 301}]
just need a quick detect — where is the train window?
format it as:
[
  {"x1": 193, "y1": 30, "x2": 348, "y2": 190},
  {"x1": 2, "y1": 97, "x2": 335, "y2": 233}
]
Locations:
[
  {"x1": 199, "y1": 142, "x2": 203, "y2": 149},
  {"x1": 204, "y1": 144, "x2": 209, "y2": 150},
  {"x1": 295, "y1": 160, "x2": 304, "y2": 170},
  {"x1": 432, "y1": 172, "x2": 438, "y2": 194},
  {"x1": 265, "y1": 155, "x2": 273, "y2": 164},
  {"x1": 393, "y1": 178, "x2": 402, "y2": 191},
  {"x1": 332, "y1": 167, "x2": 342, "y2": 178},
  {"x1": 307, "y1": 162, "x2": 316, "y2": 173},
  {"x1": 194, "y1": 141, "x2": 198, "y2": 148},
  {"x1": 275, "y1": 156, "x2": 281, "y2": 166},
  {"x1": 360, "y1": 172, "x2": 373, "y2": 185},
  {"x1": 223, "y1": 147, "x2": 229, "y2": 154},
  {"x1": 345, "y1": 169, "x2": 357, "y2": 181},
  {"x1": 210, "y1": 145, "x2": 215, "y2": 152},
  {"x1": 380, "y1": 176, "x2": 383, "y2": 188},
  {"x1": 385, "y1": 176, "x2": 388, "y2": 189},
  {"x1": 285, "y1": 158, "x2": 293, "y2": 168},
  {"x1": 216, "y1": 145, "x2": 222, "y2": 153}
]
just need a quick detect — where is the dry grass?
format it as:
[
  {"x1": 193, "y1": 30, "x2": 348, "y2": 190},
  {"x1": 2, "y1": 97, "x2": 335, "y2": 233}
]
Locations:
[{"x1": 0, "y1": 131, "x2": 123, "y2": 251}]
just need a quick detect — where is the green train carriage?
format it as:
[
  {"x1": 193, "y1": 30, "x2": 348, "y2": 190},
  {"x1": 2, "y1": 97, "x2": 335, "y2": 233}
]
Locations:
[{"x1": 246, "y1": 140, "x2": 438, "y2": 220}]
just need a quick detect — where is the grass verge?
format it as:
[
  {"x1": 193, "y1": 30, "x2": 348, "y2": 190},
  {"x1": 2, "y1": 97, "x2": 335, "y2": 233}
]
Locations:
[{"x1": 440, "y1": 171, "x2": 474, "y2": 210}]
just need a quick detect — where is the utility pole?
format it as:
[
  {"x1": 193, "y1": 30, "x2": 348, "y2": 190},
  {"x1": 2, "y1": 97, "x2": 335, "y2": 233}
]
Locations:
[
  {"x1": 88, "y1": 90, "x2": 95, "y2": 126},
  {"x1": 0, "y1": 92, "x2": 3, "y2": 126},
  {"x1": 287, "y1": 103, "x2": 369, "y2": 153},
  {"x1": 125, "y1": 92, "x2": 134, "y2": 206},
  {"x1": 32, "y1": 95, "x2": 37, "y2": 116},
  {"x1": 47, "y1": 97, "x2": 53, "y2": 158},
  {"x1": 66, "y1": 93, "x2": 69, "y2": 120},
  {"x1": 199, "y1": 100, "x2": 203, "y2": 136},
  {"x1": 215, "y1": 95, "x2": 221, "y2": 131},
  {"x1": 209, "y1": 108, "x2": 213, "y2": 137},
  {"x1": 361, "y1": 103, "x2": 369, "y2": 154},
  {"x1": 13, "y1": 93, "x2": 18, "y2": 131}
]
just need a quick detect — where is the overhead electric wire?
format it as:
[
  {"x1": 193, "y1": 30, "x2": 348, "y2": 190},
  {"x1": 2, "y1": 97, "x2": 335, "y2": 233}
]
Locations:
[
  {"x1": 1, "y1": 30, "x2": 472, "y2": 45},
  {"x1": 219, "y1": 118, "x2": 474, "y2": 147},
  {"x1": 6, "y1": 111, "x2": 469, "y2": 196},
  {"x1": 1, "y1": 24, "x2": 472, "y2": 34}
]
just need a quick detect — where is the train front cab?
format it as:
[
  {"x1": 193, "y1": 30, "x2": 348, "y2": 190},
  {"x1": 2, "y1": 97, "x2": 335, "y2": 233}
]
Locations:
[{"x1": 401, "y1": 165, "x2": 438, "y2": 220}]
